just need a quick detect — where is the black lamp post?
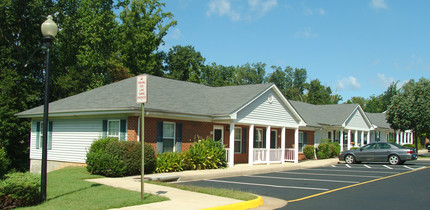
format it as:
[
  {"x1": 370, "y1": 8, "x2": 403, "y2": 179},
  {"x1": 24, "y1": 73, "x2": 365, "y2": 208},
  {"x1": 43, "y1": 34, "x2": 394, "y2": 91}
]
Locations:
[{"x1": 40, "y1": 15, "x2": 57, "y2": 202}]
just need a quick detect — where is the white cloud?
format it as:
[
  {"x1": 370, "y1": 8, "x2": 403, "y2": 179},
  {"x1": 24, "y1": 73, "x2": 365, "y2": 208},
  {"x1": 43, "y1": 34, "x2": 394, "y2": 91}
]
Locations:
[
  {"x1": 369, "y1": 0, "x2": 388, "y2": 10},
  {"x1": 296, "y1": 27, "x2": 318, "y2": 38},
  {"x1": 319, "y1": 8, "x2": 326, "y2": 15},
  {"x1": 303, "y1": 7, "x2": 325, "y2": 16},
  {"x1": 249, "y1": 0, "x2": 278, "y2": 14},
  {"x1": 377, "y1": 73, "x2": 395, "y2": 87},
  {"x1": 207, "y1": 0, "x2": 240, "y2": 21},
  {"x1": 336, "y1": 76, "x2": 361, "y2": 91}
]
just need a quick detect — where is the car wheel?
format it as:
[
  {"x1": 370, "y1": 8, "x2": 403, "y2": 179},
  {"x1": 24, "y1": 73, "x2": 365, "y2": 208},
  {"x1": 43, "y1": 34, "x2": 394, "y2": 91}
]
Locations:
[
  {"x1": 345, "y1": 154, "x2": 356, "y2": 164},
  {"x1": 388, "y1": 155, "x2": 401, "y2": 165}
]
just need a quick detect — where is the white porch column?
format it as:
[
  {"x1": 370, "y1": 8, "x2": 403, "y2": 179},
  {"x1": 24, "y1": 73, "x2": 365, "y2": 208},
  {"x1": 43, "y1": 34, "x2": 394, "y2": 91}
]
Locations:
[
  {"x1": 411, "y1": 132, "x2": 414, "y2": 144},
  {"x1": 396, "y1": 131, "x2": 399, "y2": 144},
  {"x1": 367, "y1": 131, "x2": 370, "y2": 145},
  {"x1": 347, "y1": 130, "x2": 351, "y2": 150},
  {"x1": 266, "y1": 126, "x2": 271, "y2": 165},
  {"x1": 340, "y1": 129, "x2": 344, "y2": 152},
  {"x1": 354, "y1": 130, "x2": 358, "y2": 147},
  {"x1": 281, "y1": 127, "x2": 286, "y2": 164},
  {"x1": 294, "y1": 128, "x2": 299, "y2": 163},
  {"x1": 229, "y1": 123, "x2": 235, "y2": 167},
  {"x1": 400, "y1": 132, "x2": 404, "y2": 145},
  {"x1": 361, "y1": 131, "x2": 364, "y2": 146},
  {"x1": 248, "y1": 124, "x2": 254, "y2": 166}
]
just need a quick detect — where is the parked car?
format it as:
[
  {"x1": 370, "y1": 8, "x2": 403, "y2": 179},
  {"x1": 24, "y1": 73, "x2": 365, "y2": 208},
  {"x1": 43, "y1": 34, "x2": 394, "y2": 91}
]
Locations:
[{"x1": 338, "y1": 142, "x2": 418, "y2": 165}]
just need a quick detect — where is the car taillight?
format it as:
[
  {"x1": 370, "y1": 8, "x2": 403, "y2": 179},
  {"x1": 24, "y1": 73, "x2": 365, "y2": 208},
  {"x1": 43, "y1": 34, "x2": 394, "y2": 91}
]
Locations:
[{"x1": 407, "y1": 150, "x2": 414, "y2": 154}]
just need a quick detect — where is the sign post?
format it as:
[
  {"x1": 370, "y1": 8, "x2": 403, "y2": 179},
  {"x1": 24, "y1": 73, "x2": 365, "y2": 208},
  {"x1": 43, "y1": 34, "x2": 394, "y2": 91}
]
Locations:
[{"x1": 136, "y1": 75, "x2": 148, "y2": 200}]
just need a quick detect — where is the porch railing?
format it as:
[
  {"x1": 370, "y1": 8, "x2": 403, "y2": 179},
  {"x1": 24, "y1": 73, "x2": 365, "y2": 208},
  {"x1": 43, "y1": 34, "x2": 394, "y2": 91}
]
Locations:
[
  {"x1": 253, "y1": 148, "x2": 285, "y2": 164},
  {"x1": 284, "y1": 148, "x2": 295, "y2": 162},
  {"x1": 225, "y1": 148, "x2": 229, "y2": 163}
]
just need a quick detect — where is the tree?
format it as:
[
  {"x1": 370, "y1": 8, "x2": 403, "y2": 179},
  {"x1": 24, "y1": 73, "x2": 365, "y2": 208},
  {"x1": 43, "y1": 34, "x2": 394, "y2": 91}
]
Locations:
[
  {"x1": 386, "y1": 78, "x2": 430, "y2": 151},
  {"x1": 164, "y1": 45, "x2": 205, "y2": 83},
  {"x1": 201, "y1": 62, "x2": 237, "y2": 87},
  {"x1": 236, "y1": 62, "x2": 266, "y2": 85},
  {"x1": 305, "y1": 79, "x2": 340, "y2": 105},
  {"x1": 266, "y1": 66, "x2": 307, "y2": 101},
  {"x1": 346, "y1": 97, "x2": 367, "y2": 109}
]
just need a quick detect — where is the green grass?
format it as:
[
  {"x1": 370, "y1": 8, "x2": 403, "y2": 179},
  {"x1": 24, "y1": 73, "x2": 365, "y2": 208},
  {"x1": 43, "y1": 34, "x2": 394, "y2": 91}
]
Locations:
[
  {"x1": 148, "y1": 181, "x2": 258, "y2": 201},
  {"x1": 20, "y1": 167, "x2": 168, "y2": 210}
]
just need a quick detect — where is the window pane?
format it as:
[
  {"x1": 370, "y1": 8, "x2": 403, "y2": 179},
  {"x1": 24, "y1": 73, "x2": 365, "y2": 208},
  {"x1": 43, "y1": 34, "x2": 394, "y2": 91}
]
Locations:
[
  {"x1": 108, "y1": 121, "x2": 119, "y2": 136},
  {"x1": 234, "y1": 141, "x2": 241, "y2": 153},
  {"x1": 163, "y1": 139, "x2": 174, "y2": 153},
  {"x1": 234, "y1": 128, "x2": 241, "y2": 140},
  {"x1": 214, "y1": 129, "x2": 222, "y2": 142},
  {"x1": 163, "y1": 123, "x2": 175, "y2": 138}
]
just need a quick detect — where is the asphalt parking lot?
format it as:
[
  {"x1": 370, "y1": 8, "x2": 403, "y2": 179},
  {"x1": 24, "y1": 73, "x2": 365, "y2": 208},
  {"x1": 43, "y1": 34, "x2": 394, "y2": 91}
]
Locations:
[{"x1": 178, "y1": 160, "x2": 430, "y2": 203}]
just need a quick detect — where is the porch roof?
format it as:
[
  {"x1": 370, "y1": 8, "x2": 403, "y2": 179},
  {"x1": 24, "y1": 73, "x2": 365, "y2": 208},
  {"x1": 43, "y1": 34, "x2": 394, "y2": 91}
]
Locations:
[{"x1": 17, "y1": 75, "x2": 273, "y2": 118}]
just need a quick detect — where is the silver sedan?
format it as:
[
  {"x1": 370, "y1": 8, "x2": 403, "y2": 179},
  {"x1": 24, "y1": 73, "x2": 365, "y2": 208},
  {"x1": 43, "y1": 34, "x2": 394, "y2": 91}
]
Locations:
[{"x1": 338, "y1": 142, "x2": 418, "y2": 165}]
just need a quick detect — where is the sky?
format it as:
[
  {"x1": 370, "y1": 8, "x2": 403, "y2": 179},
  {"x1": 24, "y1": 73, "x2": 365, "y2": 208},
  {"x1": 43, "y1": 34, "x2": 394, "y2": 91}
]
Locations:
[{"x1": 160, "y1": 0, "x2": 430, "y2": 102}]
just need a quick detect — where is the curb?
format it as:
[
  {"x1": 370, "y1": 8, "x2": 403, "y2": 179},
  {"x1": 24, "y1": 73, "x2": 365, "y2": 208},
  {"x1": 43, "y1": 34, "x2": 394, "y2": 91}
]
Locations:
[{"x1": 201, "y1": 196, "x2": 264, "y2": 210}]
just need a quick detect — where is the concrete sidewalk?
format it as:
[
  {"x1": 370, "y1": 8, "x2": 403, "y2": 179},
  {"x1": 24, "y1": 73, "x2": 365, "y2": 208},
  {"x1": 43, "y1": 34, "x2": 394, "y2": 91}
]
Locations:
[{"x1": 87, "y1": 158, "x2": 339, "y2": 210}]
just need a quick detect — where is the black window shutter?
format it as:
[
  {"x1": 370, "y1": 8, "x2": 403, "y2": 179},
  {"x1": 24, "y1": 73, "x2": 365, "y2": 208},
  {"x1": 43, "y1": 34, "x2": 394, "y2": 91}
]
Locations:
[
  {"x1": 175, "y1": 123, "x2": 182, "y2": 152},
  {"x1": 48, "y1": 121, "x2": 53, "y2": 150},
  {"x1": 102, "y1": 120, "x2": 108, "y2": 138},
  {"x1": 36, "y1": 122, "x2": 40, "y2": 149},
  {"x1": 156, "y1": 121, "x2": 163, "y2": 153},
  {"x1": 120, "y1": 119, "x2": 127, "y2": 141},
  {"x1": 242, "y1": 127, "x2": 247, "y2": 154},
  {"x1": 304, "y1": 132, "x2": 308, "y2": 145},
  {"x1": 263, "y1": 129, "x2": 266, "y2": 148}
]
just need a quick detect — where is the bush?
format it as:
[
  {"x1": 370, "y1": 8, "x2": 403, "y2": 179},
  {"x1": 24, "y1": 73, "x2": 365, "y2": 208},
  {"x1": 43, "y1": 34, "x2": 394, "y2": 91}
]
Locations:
[
  {"x1": 303, "y1": 145, "x2": 315, "y2": 160},
  {"x1": 183, "y1": 138, "x2": 227, "y2": 170},
  {"x1": 0, "y1": 172, "x2": 41, "y2": 209},
  {"x1": 402, "y1": 143, "x2": 422, "y2": 149},
  {"x1": 350, "y1": 147, "x2": 359, "y2": 150},
  {"x1": 0, "y1": 148, "x2": 10, "y2": 179},
  {"x1": 155, "y1": 152, "x2": 185, "y2": 173},
  {"x1": 86, "y1": 137, "x2": 156, "y2": 176},
  {"x1": 316, "y1": 140, "x2": 340, "y2": 159}
]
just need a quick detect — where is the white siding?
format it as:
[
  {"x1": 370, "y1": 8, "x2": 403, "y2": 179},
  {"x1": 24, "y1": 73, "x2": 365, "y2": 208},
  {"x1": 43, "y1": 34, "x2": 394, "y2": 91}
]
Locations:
[
  {"x1": 30, "y1": 118, "x2": 103, "y2": 163},
  {"x1": 344, "y1": 109, "x2": 370, "y2": 130},
  {"x1": 236, "y1": 89, "x2": 299, "y2": 127}
]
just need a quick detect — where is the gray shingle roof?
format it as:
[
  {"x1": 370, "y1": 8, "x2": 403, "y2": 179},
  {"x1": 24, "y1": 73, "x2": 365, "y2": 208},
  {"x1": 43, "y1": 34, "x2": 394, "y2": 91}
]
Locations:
[
  {"x1": 366, "y1": 112, "x2": 391, "y2": 129},
  {"x1": 289, "y1": 100, "x2": 358, "y2": 127},
  {"x1": 17, "y1": 75, "x2": 273, "y2": 117}
]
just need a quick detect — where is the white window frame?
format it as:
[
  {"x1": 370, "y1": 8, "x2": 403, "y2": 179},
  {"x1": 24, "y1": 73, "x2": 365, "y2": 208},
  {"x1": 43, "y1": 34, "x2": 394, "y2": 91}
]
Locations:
[
  {"x1": 299, "y1": 132, "x2": 305, "y2": 153},
  {"x1": 107, "y1": 120, "x2": 120, "y2": 138},
  {"x1": 163, "y1": 122, "x2": 176, "y2": 152},
  {"x1": 255, "y1": 128, "x2": 263, "y2": 148},
  {"x1": 39, "y1": 122, "x2": 44, "y2": 149},
  {"x1": 213, "y1": 125, "x2": 224, "y2": 144},
  {"x1": 234, "y1": 127, "x2": 242, "y2": 154}
]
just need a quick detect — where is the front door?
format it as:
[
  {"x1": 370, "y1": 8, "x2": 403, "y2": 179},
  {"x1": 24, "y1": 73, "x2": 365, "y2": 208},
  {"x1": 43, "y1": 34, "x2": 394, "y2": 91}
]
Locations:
[
  {"x1": 270, "y1": 130, "x2": 277, "y2": 148},
  {"x1": 213, "y1": 126, "x2": 224, "y2": 144}
]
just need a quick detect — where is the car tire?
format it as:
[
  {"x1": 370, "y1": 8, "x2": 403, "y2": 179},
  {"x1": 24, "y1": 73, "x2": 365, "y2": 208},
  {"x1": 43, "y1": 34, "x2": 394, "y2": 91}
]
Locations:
[
  {"x1": 345, "y1": 154, "x2": 356, "y2": 164},
  {"x1": 388, "y1": 155, "x2": 401, "y2": 165}
]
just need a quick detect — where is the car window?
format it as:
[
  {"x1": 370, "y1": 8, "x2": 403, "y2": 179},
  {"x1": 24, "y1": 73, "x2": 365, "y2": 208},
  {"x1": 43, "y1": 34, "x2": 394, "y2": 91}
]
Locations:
[
  {"x1": 362, "y1": 144, "x2": 376, "y2": 150},
  {"x1": 390, "y1": 143, "x2": 403, "y2": 149},
  {"x1": 378, "y1": 143, "x2": 392, "y2": 149}
]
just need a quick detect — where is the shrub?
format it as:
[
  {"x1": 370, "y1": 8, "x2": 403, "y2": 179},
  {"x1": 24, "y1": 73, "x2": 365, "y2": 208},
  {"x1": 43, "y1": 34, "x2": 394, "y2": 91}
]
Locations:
[
  {"x1": 316, "y1": 140, "x2": 340, "y2": 159},
  {"x1": 86, "y1": 137, "x2": 156, "y2": 176},
  {"x1": 402, "y1": 143, "x2": 422, "y2": 149},
  {"x1": 155, "y1": 152, "x2": 185, "y2": 173},
  {"x1": 303, "y1": 145, "x2": 315, "y2": 160},
  {"x1": 350, "y1": 147, "x2": 359, "y2": 150},
  {"x1": 0, "y1": 172, "x2": 41, "y2": 209},
  {"x1": 0, "y1": 148, "x2": 10, "y2": 179},
  {"x1": 183, "y1": 138, "x2": 227, "y2": 170}
]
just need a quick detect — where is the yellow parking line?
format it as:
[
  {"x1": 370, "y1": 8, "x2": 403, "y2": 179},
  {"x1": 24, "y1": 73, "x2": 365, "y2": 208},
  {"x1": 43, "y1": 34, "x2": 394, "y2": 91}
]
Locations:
[{"x1": 288, "y1": 166, "x2": 430, "y2": 203}]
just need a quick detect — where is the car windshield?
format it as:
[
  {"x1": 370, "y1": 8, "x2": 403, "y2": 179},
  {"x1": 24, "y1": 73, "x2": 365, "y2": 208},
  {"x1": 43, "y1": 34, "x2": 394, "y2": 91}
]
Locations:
[{"x1": 389, "y1": 142, "x2": 404, "y2": 149}]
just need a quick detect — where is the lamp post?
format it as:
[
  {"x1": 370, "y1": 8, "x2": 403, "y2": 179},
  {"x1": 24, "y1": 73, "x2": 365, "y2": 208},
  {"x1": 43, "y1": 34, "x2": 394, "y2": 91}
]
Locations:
[{"x1": 40, "y1": 15, "x2": 57, "y2": 202}]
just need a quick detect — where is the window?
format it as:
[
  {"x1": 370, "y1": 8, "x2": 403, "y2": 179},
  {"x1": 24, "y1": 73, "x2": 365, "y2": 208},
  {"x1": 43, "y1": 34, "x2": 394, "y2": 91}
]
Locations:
[
  {"x1": 299, "y1": 132, "x2": 305, "y2": 152},
  {"x1": 37, "y1": 122, "x2": 52, "y2": 150},
  {"x1": 255, "y1": 129, "x2": 263, "y2": 148},
  {"x1": 328, "y1": 131, "x2": 332, "y2": 140},
  {"x1": 108, "y1": 120, "x2": 120, "y2": 138},
  {"x1": 163, "y1": 122, "x2": 175, "y2": 153},
  {"x1": 234, "y1": 127, "x2": 242, "y2": 153}
]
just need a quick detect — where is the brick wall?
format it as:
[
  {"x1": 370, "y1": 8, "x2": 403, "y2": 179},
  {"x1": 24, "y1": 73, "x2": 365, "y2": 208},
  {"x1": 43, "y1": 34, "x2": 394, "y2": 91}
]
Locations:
[{"x1": 127, "y1": 116, "x2": 139, "y2": 141}]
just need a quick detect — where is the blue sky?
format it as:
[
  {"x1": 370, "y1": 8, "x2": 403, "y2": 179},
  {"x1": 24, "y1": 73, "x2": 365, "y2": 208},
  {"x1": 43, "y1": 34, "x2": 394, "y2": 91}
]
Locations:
[{"x1": 160, "y1": 0, "x2": 430, "y2": 102}]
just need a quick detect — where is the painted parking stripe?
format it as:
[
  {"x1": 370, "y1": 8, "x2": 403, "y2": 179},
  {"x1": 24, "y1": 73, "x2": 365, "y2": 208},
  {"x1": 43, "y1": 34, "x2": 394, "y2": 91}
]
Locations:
[
  {"x1": 304, "y1": 168, "x2": 398, "y2": 174},
  {"x1": 364, "y1": 164, "x2": 371, "y2": 168},
  {"x1": 383, "y1": 165, "x2": 393, "y2": 169},
  {"x1": 403, "y1": 165, "x2": 414, "y2": 170},
  {"x1": 331, "y1": 165, "x2": 336, "y2": 167},
  {"x1": 276, "y1": 171, "x2": 382, "y2": 178},
  {"x1": 345, "y1": 164, "x2": 351, "y2": 168},
  {"x1": 247, "y1": 175, "x2": 359, "y2": 184},
  {"x1": 205, "y1": 179, "x2": 329, "y2": 191}
]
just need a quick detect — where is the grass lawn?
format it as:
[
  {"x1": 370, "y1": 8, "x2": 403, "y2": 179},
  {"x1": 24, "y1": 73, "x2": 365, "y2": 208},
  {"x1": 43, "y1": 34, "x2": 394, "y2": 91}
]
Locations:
[
  {"x1": 148, "y1": 181, "x2": 258, "y2": 201},
  {"x1": 21, "y1": 167, "x2": 168, "y2": 210}
]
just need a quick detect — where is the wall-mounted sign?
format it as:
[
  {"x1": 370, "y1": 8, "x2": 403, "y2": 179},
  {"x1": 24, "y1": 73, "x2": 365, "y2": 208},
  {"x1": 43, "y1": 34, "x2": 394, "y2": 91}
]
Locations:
[{"x1": 136, "y1": 75, "x2": 148, "y2": 104}]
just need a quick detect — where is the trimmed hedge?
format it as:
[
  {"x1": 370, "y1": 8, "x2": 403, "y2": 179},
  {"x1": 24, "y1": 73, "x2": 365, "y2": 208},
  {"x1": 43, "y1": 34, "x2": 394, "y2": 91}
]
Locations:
[
  {"x1": 303, "y1": 145, "x2": 315, "y2": 160},
  {"x1": 86, "y1": 137, "x2": 157, "y2": 177},
  {"x1": 0, "y1": 172, "x2": 41, "y2": 209},
  {"x1": 0, "y1": 147, "x2": 10, "y2": 179},
  {"x1": 316, "y1": 140, "x2": 340, "y2": 159}
]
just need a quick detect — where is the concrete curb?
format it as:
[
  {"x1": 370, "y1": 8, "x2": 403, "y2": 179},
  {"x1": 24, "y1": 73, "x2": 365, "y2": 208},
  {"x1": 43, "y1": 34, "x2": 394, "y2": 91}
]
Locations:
[{"x1": 201, "y1": 196, "x2": 264, "y2": 210}]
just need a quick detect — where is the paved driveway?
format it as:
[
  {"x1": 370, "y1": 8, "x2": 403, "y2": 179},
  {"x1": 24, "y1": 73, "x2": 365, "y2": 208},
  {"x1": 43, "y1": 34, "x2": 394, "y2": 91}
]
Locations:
[{"x1": 178, "y1": 160, "x2": 430, "y2": 202}]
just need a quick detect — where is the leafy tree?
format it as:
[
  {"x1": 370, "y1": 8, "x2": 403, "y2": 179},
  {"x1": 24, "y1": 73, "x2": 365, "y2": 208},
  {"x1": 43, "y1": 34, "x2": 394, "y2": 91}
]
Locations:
[
  {"x1": 236, "y1": 62, "x2": 266, "y2": 85},
  {"x1": 266, "y1": 66, "x2": 307, "y2": 101},
  {"x1": 346, "y1": 96, "x2": 367, "y2": 109},
  {"x1": 164, "y1": 45, "x2": 205, "y2": 83},
  {"x1": 201, "y1": 62, "x2": 237, "y2": 87},
  {"x1": 386, "y1": 78, "x2": 430, "y2": 151},
  {"x1": 305, "y1": 79, "x2": 340, "y2": 105}
]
